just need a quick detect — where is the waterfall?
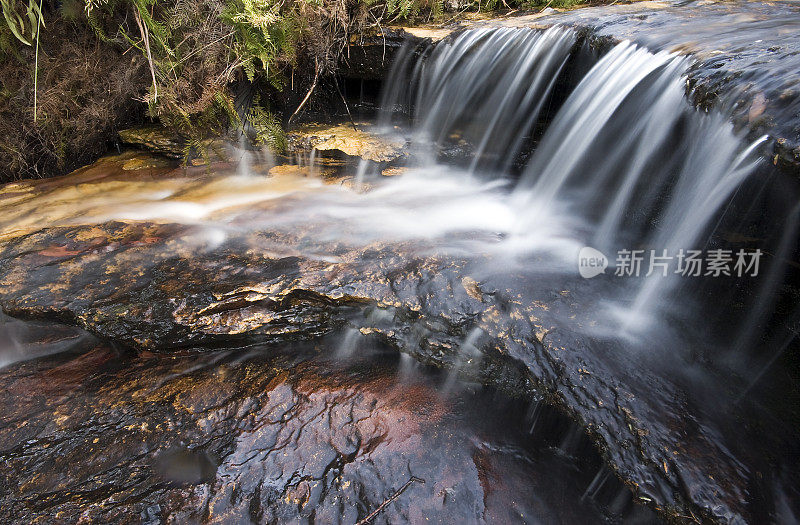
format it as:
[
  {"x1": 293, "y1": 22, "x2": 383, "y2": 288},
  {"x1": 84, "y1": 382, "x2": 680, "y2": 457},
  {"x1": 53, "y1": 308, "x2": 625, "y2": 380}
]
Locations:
[
  {"x1": 509, "y1": 39, "x2": 765, "y2": 254},
  {"x1": 503, "y1": 38, "x2": 767, "y2": 335},
  {"x1": 27, "y1": 26, "x2": 777, "y2": 359},
  {"x1": 375, "y1": 26, "x2": 770, "y2": 349},
  {"x1": 369, "y1": 26, "x2": 577, "y2": 177}
]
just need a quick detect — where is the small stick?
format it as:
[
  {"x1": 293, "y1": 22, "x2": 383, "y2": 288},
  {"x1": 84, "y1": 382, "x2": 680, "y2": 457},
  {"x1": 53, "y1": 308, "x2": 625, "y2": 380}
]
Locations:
[
  {"x1": 356, "y1": 476, "x2": 425, "y2": 525},
  {"x1": 333, "y1": 75, "x2": 358, "y2": 132},
  {"x1": 288, "y1": 58, "x2": 320, "y2": 126},
  {"x1": 133, "y1": 7, "x2": 158, "y2": 103},
  {"x1": 33, "y1": 0, "x2": 44, "y2": 123}
]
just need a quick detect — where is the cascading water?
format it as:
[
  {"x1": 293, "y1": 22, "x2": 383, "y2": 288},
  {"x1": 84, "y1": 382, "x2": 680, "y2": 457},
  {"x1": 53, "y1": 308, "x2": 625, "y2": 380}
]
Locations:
[
  {"x1": 405, "y1": 26, "x2": 576, "y2": 173},
  {"x1": 502, "y1": 38, "x2": 769, "y2": 338},
  {"x1": 370, "y1": 27, "x2": 770, "y2": 351},
  {"x1": 2, "y1": 23, "x2": 797, "y2": 522},
  {"x1": 5, "y1": 26, "x2": 774, "y2": 358},
  {"x1": 357, "y1": 26, "x2": 576, "y2": 183}
]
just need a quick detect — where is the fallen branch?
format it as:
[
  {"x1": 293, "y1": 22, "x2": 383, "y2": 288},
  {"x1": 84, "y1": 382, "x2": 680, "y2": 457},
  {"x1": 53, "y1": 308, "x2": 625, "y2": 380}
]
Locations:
[
  {"x1": 356, "y1": 476, "x2": 425, "y2": 525},
  {"x1": 288, "y1": 58, "x2": 320, "y2": 126}
]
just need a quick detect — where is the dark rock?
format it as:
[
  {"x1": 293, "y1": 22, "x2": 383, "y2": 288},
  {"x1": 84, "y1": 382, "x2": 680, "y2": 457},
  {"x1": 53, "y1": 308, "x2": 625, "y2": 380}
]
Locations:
[
  {"x1": 0, "y1": 329, "x2": 650, "y2": 523},
  {"x1": 119, "y1": 126, "x2": 185, "y2": 159},
  {"x1": 339, "y1": 28, "x2": 413, "y2": 80},
  {"x1": 0, "y1": 181, "x2": 767, "y2": 523}
]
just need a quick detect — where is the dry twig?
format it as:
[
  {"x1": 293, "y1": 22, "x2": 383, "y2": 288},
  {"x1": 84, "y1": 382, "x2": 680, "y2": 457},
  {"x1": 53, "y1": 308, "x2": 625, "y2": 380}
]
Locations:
[
  {"x1": 356, "y1": 476, "x2": 425, "y2": 525},
  {"x1": 288, "y1": 58, "x2": 319, "y2": 125}
]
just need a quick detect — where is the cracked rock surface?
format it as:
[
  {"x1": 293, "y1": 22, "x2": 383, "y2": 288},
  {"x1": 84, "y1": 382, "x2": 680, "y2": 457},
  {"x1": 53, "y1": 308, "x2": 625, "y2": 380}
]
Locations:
[
  {"x1": 0, "y1": 320, "x2": 654, "y2": 523},
  {"x1": 0, "y1": 154, "x2": 792, "y2": 523}
]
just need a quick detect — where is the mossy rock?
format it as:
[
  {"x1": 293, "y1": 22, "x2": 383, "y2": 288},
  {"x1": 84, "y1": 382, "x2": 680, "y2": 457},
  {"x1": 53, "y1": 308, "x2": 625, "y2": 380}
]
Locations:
[
  {"x1": 119, "y1": 126, "x2": 184, "y2": 159},
  {"x1": 119, "y1": 126, "x2": 230, "y2": 165}
]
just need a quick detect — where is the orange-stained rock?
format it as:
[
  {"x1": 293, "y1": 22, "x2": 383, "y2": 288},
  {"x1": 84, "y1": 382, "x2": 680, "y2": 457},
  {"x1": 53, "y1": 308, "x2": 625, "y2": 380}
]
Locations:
[{"x1": 0, "y1": 328, "x2": 645, "y2": 524}]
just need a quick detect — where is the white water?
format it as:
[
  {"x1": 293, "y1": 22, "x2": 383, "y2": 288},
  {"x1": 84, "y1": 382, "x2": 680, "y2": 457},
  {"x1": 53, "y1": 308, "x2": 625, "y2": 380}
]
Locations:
[
  {"x1": 1, "y1": 26, "x2": 774, "y2": 357},
  {"x1": 0, "y1": 311, "x2": 94, "y2": 368},
  {"x1": 410, "y1": 26, "x2": 577, "y2": 174},
  {"x1": 369, "y1": 28, "x2": 768, "y2": 343}
]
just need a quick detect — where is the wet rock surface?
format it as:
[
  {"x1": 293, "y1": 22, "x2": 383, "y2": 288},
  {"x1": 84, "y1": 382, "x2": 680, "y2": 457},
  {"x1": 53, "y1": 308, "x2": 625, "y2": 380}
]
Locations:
[
  {"x1": 0, "y1": 155, "x2": 794, "y2": 523},
  {"x1": 118, "y1": 126, "x2": 230, "y2": 165},
  {"x1": 119, "y1": 126, "x2": 186, "y2": 160},
  {"x1": 288, "y1": 122, "x2": 408, "y2": 165},
  {"x1": 0, "y1": 3, "x2": 797, "y2": 524},
  {"x1": 0, "y1": 318, "x2": 655, "y2": 523},
  {"x1": 339, "y1": 28, "x2": 413, "y2": 80}
]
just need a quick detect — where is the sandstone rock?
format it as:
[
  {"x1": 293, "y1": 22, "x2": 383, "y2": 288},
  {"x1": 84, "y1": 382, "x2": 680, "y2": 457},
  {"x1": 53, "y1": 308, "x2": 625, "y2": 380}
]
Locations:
[
  {"x1": 119, "y1": 126, "x2": 184, "y2": 159},
  {"x1": 381, "y1": 166, "x2": 410, "y2": 177},
  {"x1": 288, "y1": 123, "x2": 407, "y2": 164},
  {"x1": 119, "y1": 126, "x2": 228, "y2": 165},
  {"x1": 122, "y1": 155, "x2": 173, "y2": 171},
  {"x1": 0, "y1": 157, "x2": 780, "y2": 523},
  {"x1": 0, "y1": 321, "x2": 643, "y2": 523}
]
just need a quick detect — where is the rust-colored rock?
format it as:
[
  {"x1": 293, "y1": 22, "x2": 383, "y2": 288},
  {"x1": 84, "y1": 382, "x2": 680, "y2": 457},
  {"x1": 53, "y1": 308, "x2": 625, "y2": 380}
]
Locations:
[
  {"x1": 0, "y1": 153, "x2": 789, "y2": 523},
  {"x1": 0, "y1": 319, "x2": 647, "y2": 523}
]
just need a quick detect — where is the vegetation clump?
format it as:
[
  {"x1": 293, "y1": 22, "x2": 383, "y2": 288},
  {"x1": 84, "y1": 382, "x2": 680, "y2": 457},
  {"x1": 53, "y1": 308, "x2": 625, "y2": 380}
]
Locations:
[{"x1": 0, "y1": 0, "x2": 584, "y2": 180}]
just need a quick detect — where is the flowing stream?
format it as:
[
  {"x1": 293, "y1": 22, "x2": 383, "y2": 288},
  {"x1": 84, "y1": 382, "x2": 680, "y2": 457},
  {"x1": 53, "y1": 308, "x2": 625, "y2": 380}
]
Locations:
[
  {"x1": 0, "y1": 23, "x2": 798, "y2": 524},
  {"x1": 5, "y1": 26, "x2": 776, "y2": 356},
  {"x1": 367, "y1": 27, "x2": 773, "y2": 348}
]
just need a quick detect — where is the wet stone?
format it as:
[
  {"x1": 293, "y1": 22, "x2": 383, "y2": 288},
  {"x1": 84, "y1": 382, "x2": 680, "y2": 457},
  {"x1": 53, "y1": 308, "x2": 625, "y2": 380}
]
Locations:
[
  {"x1": 0, "y1": 154, "x2": 774, "y2": 523},
  {"x1": 119, "y1": 126, "x2": 229, "y2": 165},
  {"x1": 119, "y1": 126, "x2": 185, "y2": 159},
  {"x1": 0, "y1": 326, "x2": 654, "y2": 523},
  {"x1": 287, "y1": 123, "x2": 408, "y2": 164}
]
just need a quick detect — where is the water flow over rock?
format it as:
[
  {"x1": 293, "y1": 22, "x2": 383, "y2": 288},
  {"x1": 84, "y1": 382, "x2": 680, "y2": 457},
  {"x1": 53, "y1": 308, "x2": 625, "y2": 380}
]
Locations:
[
  {"x1": 361, "y1": 26, "x2": 576, "y2": 183},
  {"x1": 375, "y1": 27, "x2": 771, "y2": 350},
  {"x1": 506, "y1": 39, "x2": 768, "y2": 338},
  {"x1": 0, "y1": 24, "x2": 796, "y2": 524}
]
